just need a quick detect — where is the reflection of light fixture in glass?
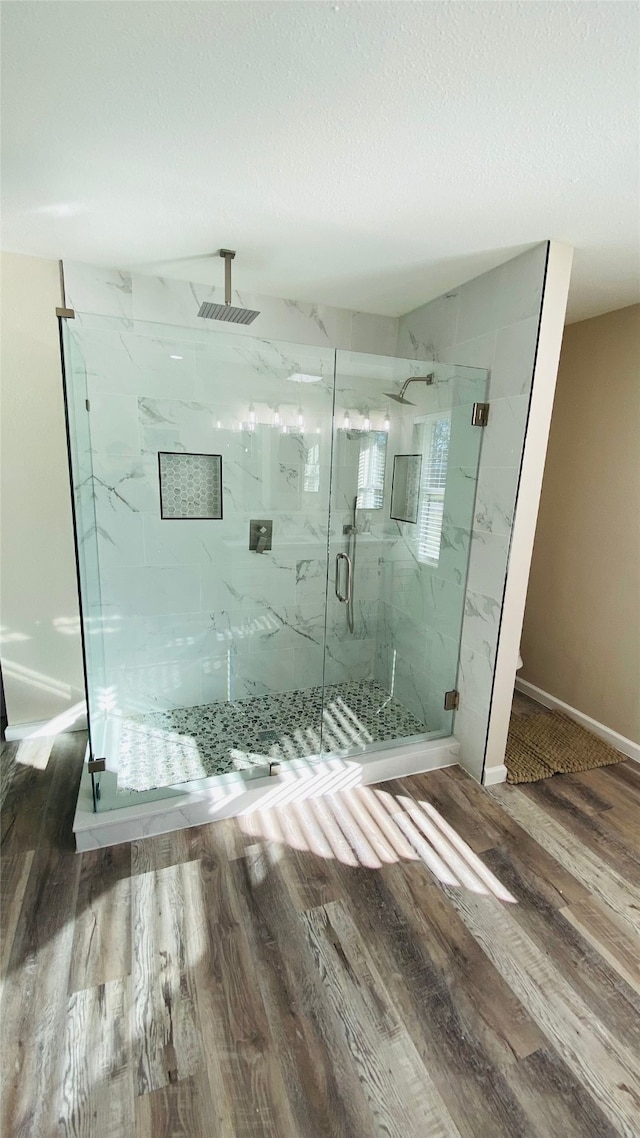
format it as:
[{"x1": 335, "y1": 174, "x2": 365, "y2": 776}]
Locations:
[
  {"x1": 316, "y1": 426, "x2": 321, "y2": 435},
  {"x1": 297, "y1": 407, "x2": 305, "y2": 431},
  {"x1": 273, "y1": 409, "x2": 281, "y2": 428},
  {"x1": 363, "y1": 413, "x2": 371, "y2": 432},
  {"x1": 383, "y1": 408, "x2": 391, "y2": 432},
  {"x1": 248, "y1": 404, "x2": 256, "y2": 430},
  {"x1": 286, "y1": 373, "x2": 322, "y2": 384},
  {"x1": 216, "y1": 419, "x2": 222, "y2": 430},
  {"x1": 343, "y1": 411, "x2": 350, "y2": 430},
  {"x1": 169, "y1": 354, "x2": 183, "y2": 360}
]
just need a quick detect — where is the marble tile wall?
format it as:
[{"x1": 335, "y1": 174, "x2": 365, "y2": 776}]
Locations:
[
  {"x1": 397, "y1": 242, "x2": 549, "y2": 778},
  {"x1": 63, "y1": 262, "x2": 399, "y2": 354},
  {"x1": 64, "y1": 266, "x2": 400, "y2": 717}
]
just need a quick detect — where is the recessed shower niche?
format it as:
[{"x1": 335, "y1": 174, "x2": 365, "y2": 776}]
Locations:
[
  {"x1": 158, "y1": 451, "x2": 223, "y2": 520},
  {"x1": 61, "y1": 317, "x2": 487, "y2": 811}
]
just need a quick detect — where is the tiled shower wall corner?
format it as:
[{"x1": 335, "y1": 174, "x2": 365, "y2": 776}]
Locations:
[{"x1": 397, "y1": 242, "x2": 549, "y2": 778}]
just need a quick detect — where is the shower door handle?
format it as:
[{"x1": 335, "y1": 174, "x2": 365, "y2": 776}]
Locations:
[{"x1": 335, "y1": 552, "x2": 352, "y2": 604}]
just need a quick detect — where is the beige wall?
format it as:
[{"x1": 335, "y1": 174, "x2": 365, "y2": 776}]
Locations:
[
  {"x1": 521, "y1": 303, "x2": 640, "y2": 744},
  {"x1": 0, "y1": 252, "x2": 84, "y2": 728}
]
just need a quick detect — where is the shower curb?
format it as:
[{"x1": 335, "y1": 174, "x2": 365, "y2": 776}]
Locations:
[{"x1": 73, "y1": 737, "x2": 460, "y2": 850}]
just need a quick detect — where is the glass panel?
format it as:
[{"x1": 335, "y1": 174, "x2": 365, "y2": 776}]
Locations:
[
  {"x1": 61, "y1": 320, "x2": 109, "y2": 767},
  {"x1": 324, "y1": 351, "x2": 488, "y2": 758},
  {"x1": 63, "y1": 314, "x2": 336, "y2": 809}
]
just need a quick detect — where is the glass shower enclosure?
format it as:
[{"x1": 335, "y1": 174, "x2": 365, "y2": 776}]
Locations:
[{"x1": 61, "y1": 314, "x2": 487, "y2": 812}]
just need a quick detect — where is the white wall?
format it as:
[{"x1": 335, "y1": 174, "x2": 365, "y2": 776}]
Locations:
[{"x1": 0, "y1": 252, "x2": 84, "y2": 729}]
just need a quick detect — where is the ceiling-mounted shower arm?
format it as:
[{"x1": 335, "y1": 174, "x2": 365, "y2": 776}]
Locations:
[
  {"x1": 197, "y1": 249, "x2": 260, "y2": 324},
  {"x1": 220, "y1": 248, "x2": 236, "y2": 307}
]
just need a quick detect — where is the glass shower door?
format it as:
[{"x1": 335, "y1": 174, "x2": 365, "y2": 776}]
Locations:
[
  {"x1": 322, "y1": 351, "x2": 488, "y2": 758},
  {"x1": 63, "y1": 314, "x2": 338, "y2": 808}
]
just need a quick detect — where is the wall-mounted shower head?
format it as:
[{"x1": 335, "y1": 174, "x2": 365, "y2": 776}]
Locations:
[
  {"x1": 383, "y1": 374, "x2": 434, "y2": 406},
  {"x1": 197, "y1": 250, "x2": 260, "y2": 325}
]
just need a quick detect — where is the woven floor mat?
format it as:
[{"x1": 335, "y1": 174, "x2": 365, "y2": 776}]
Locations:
[{"x1": 505, "y1": 709, "x2": 624, "y2": 785}]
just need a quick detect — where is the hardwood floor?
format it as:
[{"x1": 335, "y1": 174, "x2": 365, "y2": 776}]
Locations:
[{"x1": 1, "y1": 733, "x2": 639, "y2": 1137}]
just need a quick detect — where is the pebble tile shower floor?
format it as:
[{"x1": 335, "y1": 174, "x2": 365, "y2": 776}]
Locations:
[{"x1": 117, "y1": 679, "x2": 428, "y2": 792}]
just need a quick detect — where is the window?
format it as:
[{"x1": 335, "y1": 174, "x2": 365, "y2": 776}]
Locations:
[
  {"x1": 416, "y1": 413, "x2": 450, "y2": 563},
  {"x1": 356, "y1": 431, "x2": 387, "y2": 510}
]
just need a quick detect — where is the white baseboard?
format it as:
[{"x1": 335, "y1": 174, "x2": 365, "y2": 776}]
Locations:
[
  {"x1": 515, "y1": 678, "x2": 640, "y2": 765},
  {"x1": 74, "y1": 737, "x2": 460, "y2": 851},
  {"x1": 4, "y1": 713, "x2": 87, "y2": 742},
  {"x1": 482, "y1": 764, "x2": 508, "y2": 786}
]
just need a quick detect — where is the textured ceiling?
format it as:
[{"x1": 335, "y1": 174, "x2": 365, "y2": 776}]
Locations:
[{"x1": 1, "y1": 1, "x2": 638, "y2": 322}]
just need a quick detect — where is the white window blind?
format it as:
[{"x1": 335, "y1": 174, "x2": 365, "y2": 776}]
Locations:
[
  {"x1": 356, "y1": 431, "x2": 387, "y2": 509},
  {"x1": 416, "y1": 413, "x2": 450, "y2": 563}
]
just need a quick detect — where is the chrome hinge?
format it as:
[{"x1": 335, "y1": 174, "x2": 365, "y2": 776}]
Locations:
[
  {"x1": 88, "y1": 757, "x2": 106, "y2": 773},
  {"x1": 444, "y1": 690, "x2": 459, "y2": 711},
  {"x1": 269, "y1": 761, "x2": 282, "y2": 777},
  {"x1": 55, "y1": 306, "x2": 75, "y2": 319},
  {"x1": 471, "y1": 402, "x2": 490, "y2": 427}
]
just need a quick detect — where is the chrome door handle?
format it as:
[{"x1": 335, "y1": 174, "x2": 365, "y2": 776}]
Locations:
[{"x1": 335, "y1": 552, "x2": 352, "y2": 604}]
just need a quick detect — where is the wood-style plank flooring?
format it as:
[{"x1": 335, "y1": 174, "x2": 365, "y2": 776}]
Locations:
[{"x1": 1, "y1": 732, "x2": 639, "y2": 1137}]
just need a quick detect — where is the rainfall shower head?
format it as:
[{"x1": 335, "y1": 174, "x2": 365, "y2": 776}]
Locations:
[
  {"x1": 197, "y1": 250, "x2": 260, "y2": 325},
  {"x1": 383, "y1": 374, "x2": 434, "y2": 406},
  {"x1": 385, "y1": 391, "x2": 416, "y2": 406}
]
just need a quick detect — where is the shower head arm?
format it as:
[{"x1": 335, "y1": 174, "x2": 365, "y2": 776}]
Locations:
[
  {"x1": 399, "y1": 374, "x2": 434, "y2": 398},
  {"x1": 220, "y1": 249, "x2": 236, "y2": 307}
]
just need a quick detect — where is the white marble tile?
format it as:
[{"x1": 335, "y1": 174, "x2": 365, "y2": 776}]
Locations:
[
  {"x1": 116, "y1": 657, "x2": 204, "y2": 712},
  {"x1": 442, "y1": 465, "x2": 480, "y2": 530},
  {"x1": 448, "y1": 401, "x2": 485, "y2": 469},
  {"x1": 91, "y1": 454, "x2": 161, "y2": 516},
  {"x1": 379, "y1": 604, "x2": 428, "y2": 671},
  {"x1": 328, "y1": 597, "x2": 378, "y2": 644},
  {"x1": 490, "y1": 315, "x2": 540, "y2": 399},
  {"x1": 466, "y1": 529, "x2": 510, "y2": 601},
  {"x1": 101, "y1": 565, "x2": 201, "y2": 618},
  {"x1": 143, "y1": 515, "x2": 222, "y2": 567},
  {"x1": 100, "y1": 614, "x2": 148, "y2": 674},
  {"x1": 144, "y1": 612, "x2": 231, "y2": 663},
  {"x1": 452, "y1": 703, "x2": 488, "y2": 781},
  {"x1": 201, "y1": 560, "x2": 296, "y2": 614},
  {"x1": 392, "y1": 657, "x2": 430, "y2": 724},
  {"x1": 88, "y1": 393, "x2": 141, "y2": 456},
  {"x1": 324, "y1": 638, "x2": 376, "y2": 685},
  {"x1": 425, "y1": 629, "x2": 460, "y2": 694},
  {"x1": 458, "y1": 643, "x2": 494, "y2": 716},
  {"x1": 397, "y1": 292, "x2": 459, "y2": 359},
  {"x1": 232, "y1": 646, "x2": 295, "y2": 699},
  {"x1": 439, "y1": 330, "x2": 496, "y2": 373},
  {"x1": 473, "y1": 465, "x2": 520, "y2": 536},
  {"x1": 95, "y1": 507, "x2": 146, "y2": 569},
  {"x1": 479, "y1": 395, "x2": 530, "y2": 468},
  {"x1": 64, "y1": 261, "x2": 133, "y2": 319},
  {"x1": 131, "y1": 272, "x2": 357, "y2": 348},
  {"x1": 421, "y1": 574, "x2": 465, "y2": 640},
  {"x1": 460, "y1": 588, "x2": 501, "y2": 666},
  {"x1": 436, "y1": 525, "x2": 471, "y2": 588},
  {"x1": 455, "y1": 244, "x2": 547, "y2": 344},
  {"x1": 295, "y1": 557, "x2": 328, "y2": 604},
  {"x1": 350, "y1": 311, "x2": 399, "y2": 356}
]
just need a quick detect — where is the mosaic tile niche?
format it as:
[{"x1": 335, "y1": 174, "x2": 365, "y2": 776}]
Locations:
[{"x1": 158, "y1": 452, "x2": 222, "y2": 520}]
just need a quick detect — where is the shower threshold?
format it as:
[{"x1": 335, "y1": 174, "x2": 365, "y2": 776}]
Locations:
[{"x1": 118, "y1": 679, "x2": 429, "y2": 793}]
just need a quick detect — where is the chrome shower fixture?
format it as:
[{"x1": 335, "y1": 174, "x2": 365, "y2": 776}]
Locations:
[
  {"x1": 383, "y1": 374, "x2": 434, "y2": 406},
  {"x1": 197, "y1": 249, "x2": 260, "y2": 325}
]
